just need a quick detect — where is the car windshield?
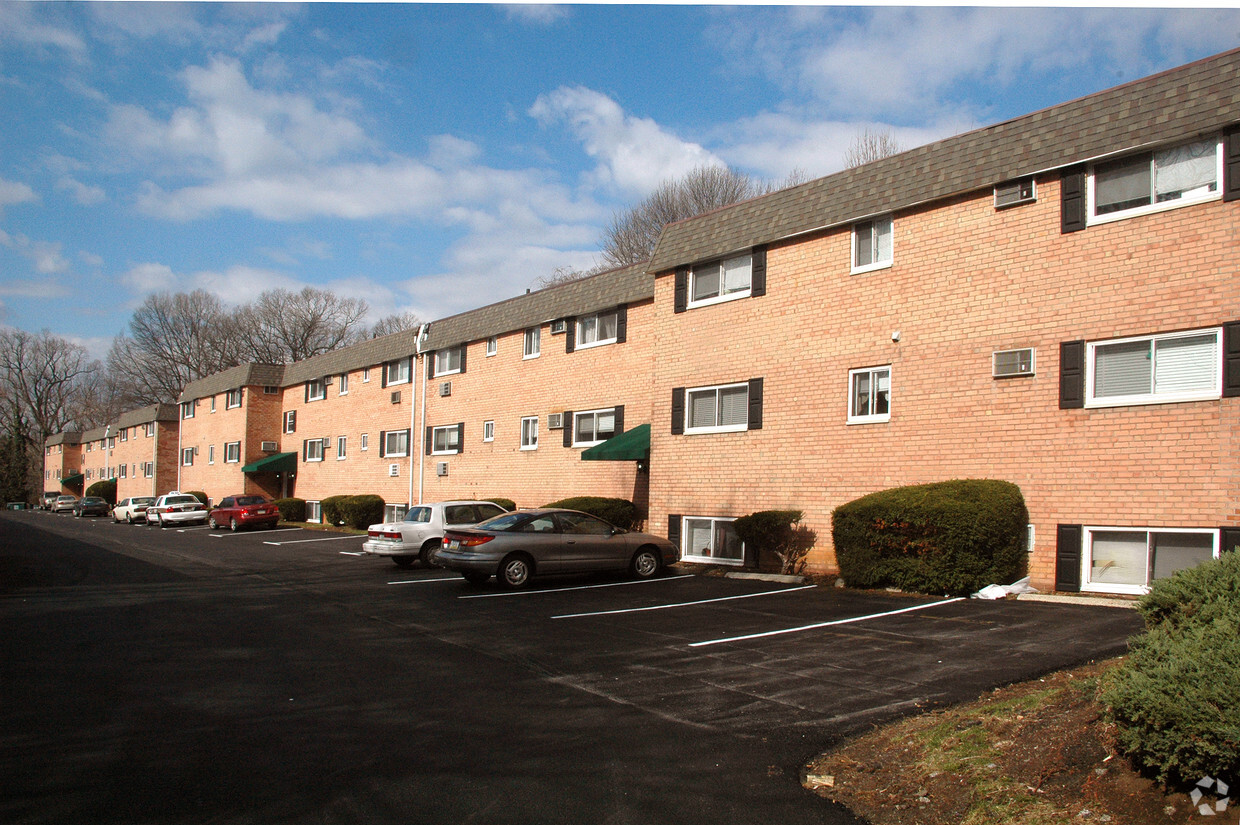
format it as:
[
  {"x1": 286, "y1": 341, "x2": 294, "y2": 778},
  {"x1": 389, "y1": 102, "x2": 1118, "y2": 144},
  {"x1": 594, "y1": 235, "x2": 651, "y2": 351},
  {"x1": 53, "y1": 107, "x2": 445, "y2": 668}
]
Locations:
[
  {"x1": 402, "y1": 507, "x2": 431, "y2": 523},
  {"x1": 235, "y1": 496, "x2": 267, "y2": 505},
  {"x1": 82, "y1": 497, "x2": 105, "y2": 505},
  {"x1": 477, "y1": 511, "x2": 532, "y2": 532}
]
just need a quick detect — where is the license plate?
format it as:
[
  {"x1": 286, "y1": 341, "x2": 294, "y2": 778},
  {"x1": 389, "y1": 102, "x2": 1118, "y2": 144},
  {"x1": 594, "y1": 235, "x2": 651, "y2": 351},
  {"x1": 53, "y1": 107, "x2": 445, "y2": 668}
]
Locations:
[
  {"x1": 447, "y1": 540, "x2": 460, "y2": 550},
  {"x1": 255, "y1": 509, "x2": 268, "y2": 515}
]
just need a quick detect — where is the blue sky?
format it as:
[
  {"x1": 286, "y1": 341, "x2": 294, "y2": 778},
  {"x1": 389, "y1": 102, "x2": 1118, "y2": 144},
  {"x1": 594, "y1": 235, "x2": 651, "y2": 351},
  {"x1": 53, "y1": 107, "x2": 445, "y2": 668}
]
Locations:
[{"x1": 2, "y1": 3, "x2": 1239, "y2": 361}]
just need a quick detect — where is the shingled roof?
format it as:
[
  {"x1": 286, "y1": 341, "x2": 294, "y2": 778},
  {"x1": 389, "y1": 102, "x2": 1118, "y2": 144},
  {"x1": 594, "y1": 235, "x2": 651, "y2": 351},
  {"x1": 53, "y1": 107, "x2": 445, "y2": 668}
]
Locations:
[
  {"x1": 115, "y1": 404, "x2": 179, "y2": 429},
  {"x1": 45, "y1": 432, "x2": 81, "y2": 447},
  {"x1": 650, "y1": 47, "x2": 1240, "y2": 273},
  {"x1": 282, "y1": 329, "x2": 420, "y2": 386},
  {"x1": 179, "y1": 363, "x2": 285, "y2": 404},
  {"x1": 421, "y1": 261, "x2": 652, "y2": 352}
]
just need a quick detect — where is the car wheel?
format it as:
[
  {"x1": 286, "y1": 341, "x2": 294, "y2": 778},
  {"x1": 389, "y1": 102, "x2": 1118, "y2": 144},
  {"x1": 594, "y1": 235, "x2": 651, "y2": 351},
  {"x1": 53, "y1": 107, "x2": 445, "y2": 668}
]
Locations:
[
  {"x1": 392, "y1": 556, "x2": 415, "y2": 568},
  {"x1": 498, "y1": 554, "x2": 533, "y2": 589},
  {"x1": 209, "y1": 516, "x2": 219, "y2": 529},
  {"x1": 462, "y1": 571, "x2": 490, "y2": 585},
  {"x1": 156, "y1": 515, "x2": 166, "y2": 528},
  {"x1": 230, "y1": 518, "x2": 239, "y2": 532},
  {"x1": 74, "y1": 509, "x2": 81, "y2": 517},
  {"x1": 419, "y1": 540, "x2": 440, "y2": 568},
  {"x1": 630, "y1": 547, "x2": 662, "y2": 579}
]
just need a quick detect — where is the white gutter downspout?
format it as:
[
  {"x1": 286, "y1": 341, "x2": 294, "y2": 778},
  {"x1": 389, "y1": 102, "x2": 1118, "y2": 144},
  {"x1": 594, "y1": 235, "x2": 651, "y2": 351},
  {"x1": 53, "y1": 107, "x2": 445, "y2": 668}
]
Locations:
[{"x1": 413, "y1": 323, "x2": 431, "y2": 507}]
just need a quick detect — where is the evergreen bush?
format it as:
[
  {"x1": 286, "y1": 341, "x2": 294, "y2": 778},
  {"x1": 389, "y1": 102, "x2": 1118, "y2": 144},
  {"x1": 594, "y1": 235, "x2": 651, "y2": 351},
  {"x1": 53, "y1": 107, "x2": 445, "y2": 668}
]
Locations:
[
  {"x1": 320, "y1": 495, "x2": 349, "y2": 526},
  {"x1": 832, "y1": 479, "x2": 1028, "y2": 596},
  {"x1": 543, "y1": 496, "x2": 636, "y2": 530},
  {"x1": 184, "y1": 490, "x2": 208, "y2": 506},
  {"x1": 339, "y1": 494, "x2": 385, "y2": 530},
  {"x1": 86, "y1": 478, "x2": 117, "y2": 505},
  {"x1": 733, "y1": 510, "x2": 817, "y2": 574},
  {"x1": 272, "y1": 498, "x2": 305, "y2": 523},
  {"x1": 486, "y1": 498, "x2": 516, "y2": 512}
]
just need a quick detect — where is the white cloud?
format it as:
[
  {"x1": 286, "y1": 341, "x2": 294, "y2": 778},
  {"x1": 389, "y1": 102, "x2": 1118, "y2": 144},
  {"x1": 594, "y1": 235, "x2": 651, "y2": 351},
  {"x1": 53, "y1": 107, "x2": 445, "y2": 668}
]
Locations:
[
  {"x1": 57, "y1": 176, "x2": 106, "y2": 206},
  {"x1": 0, "y1": 229, "x2": 70, "y2": 274},
  {"x1": 0, "y1": 177, "x2": 38, "y2": 209},
  {"x1": 503, "y1": 5, "x2": 570, "y2": 26},
  {"x1": 529, "y1": 86, "x2": 724, "y2": 194},
  {"x1": 0, "y1": 3, "x2": 87, "y2": 57}
]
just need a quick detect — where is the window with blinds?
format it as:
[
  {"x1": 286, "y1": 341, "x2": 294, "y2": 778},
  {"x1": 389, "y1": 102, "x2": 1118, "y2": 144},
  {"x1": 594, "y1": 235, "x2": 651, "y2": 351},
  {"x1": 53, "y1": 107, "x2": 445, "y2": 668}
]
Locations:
[
  {"x1": 685, "y1": 384, "x2": 749, "y2": 433},
  {"x1": 1088, "y1": 329, "x2": 1220, "y2": 406}
]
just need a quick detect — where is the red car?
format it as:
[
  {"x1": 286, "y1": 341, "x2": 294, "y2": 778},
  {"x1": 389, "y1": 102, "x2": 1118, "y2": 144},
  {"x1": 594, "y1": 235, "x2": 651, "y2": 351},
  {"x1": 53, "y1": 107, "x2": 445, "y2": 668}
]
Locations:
[{"x1": 208, "y1": 495, "x2": 280, "y2": 531}]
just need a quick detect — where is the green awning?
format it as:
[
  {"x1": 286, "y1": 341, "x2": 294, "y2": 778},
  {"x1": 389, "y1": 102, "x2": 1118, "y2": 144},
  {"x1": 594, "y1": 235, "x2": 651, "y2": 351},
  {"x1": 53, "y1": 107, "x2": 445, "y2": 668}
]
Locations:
[
  {"x1": 241, "y1": 452, "x2": 297, "y2": 473},
  {"x1": 62, "y1": 472, "x2": 85, "y2": 487},
  {"x1": 580, "y1": 424, "x2": 650, "y2": 462}
]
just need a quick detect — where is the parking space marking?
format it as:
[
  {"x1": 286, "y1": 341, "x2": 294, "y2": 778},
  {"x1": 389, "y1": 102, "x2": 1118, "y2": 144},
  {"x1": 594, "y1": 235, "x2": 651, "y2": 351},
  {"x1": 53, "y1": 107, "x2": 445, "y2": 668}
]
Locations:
[
  {"x1": 688, "y1": 597, "x2": 966, "y2": 647},
  {"x1": 388, "y1": 577, "x2": 459, "y2": 585},
  {"x1": 262, "y1": 534, "x2": 368, "y2": 546},
  {"x1": 551, "y1": 584, "x2": 817, "y2": 619},
  {"x1": 340, "y1": 551, "x2": 366, "y2": 556},
  {"x1": 210, "y1": 528, "x2": 301, "y2": 539},
  {"x1": 458, "y1": 574, "x2": 693, "y2": 599},
  {"x1": 174, "y1": 525, "x2": 213, "y2": 532}
]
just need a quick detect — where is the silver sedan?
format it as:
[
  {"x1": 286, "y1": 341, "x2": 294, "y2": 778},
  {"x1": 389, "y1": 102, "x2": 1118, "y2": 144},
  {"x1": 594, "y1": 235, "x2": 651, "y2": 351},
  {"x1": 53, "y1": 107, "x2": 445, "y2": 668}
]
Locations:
[{"x1": 436, "y1": 508, "x2": 679, "y2": 589}]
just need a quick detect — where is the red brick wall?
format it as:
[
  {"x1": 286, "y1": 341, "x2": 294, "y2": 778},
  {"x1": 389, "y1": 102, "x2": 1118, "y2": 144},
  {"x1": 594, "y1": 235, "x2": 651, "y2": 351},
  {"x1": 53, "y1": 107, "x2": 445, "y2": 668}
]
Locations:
[
  {"x1": 178, "y1": 387, "x2": 284, "y2": 505},
  {"x1": 649, "y1": 179, "x2": 1239, "y2": 590},
  {"x1": 42, "y1": 442, "x2": 81, "y2": 495}
]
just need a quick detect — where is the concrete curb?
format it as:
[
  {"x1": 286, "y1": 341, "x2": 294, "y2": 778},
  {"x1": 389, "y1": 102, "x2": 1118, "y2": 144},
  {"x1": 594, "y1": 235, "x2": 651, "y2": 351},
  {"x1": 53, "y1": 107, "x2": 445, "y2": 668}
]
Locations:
[
  {"x1": 724, "y1": 571, "x2": 807, "y2": 585},
  {"x1": 1017, "y1": 593, "x2": 1137, "y2": 609}
]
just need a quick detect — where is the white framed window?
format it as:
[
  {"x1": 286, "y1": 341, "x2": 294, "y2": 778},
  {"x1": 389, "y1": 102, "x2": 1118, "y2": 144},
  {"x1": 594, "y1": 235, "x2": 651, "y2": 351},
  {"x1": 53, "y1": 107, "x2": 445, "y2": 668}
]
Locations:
[
  {"x1": 360, "y1": 433, "x2": 369, "y2": 451},
  {"x1": 145, "y1": 423, "x2": 155, "y2": 437},
  {"x1": 264, "y1": 385, "x2": 278, "y2": 394},
  {"x1": 572, "y1": 408, "x2": 618, "y2": 447},
  {"x1": 434, "y1": 348, "x2": 462, "y2": 377},
  {"x1": 486, "y1": 336, "x2": 497, "y2": 357},
  {"x1": 382, "y1": 429, "x2": 409, "y2": 458},
  {"x1": 1086, "y1": 328, "x2": 1220, "y2": 408},
  {"x1": 848, "y1": 366, "x2": 891, "y2": 423},
  {"x1": 685, "y1": 383, "x2": 749, "y2": 434},
  {"x1": 1083, "y1": 527, "x2": 1219, "y2": 595},
  {"x1": 520, "y1": 416, "x2": 539, "y2": 450},
  {"x1": 1089, "y1": 136, "x2": 1221, "y2": 225},
  {"x1": 681, "y1": 516, "x2": 744, "y2": 565},
  {"x1": 523, "y1": 327, "x2": 541, "y2": 359},
  {"x1": 224, "y1": 441, "x2": 241, "y2": 463},
  {"x1": 337, "y1": 436, "x2": 347, "y2": 459},
  {"x1": 689, "y1": 254, "x2": 752, "y2": 308},
  {"x1": 431, "y1": 425, "x2": 461, "y2": 455},
  {"x1": 852, "y1": 215, "x2": 893, "y2": 274},
  {"x1": 181, "y1": 447, "x2": 194, "y2": 466},
  {"x1": 576, "y1": 310, "x2": 619, "y2": 349},
  {"x1": 226, "y1": 389, "x2": 242, "y2": 409},
  {"x1": 181, "y1": 401, "x2": 196, "y2": 420},
  {"x1": 306, "y1": 378, "x2": 327, "y2": 402},
  {"x1": 339, "y1": 373, "x2": 349, "y2": 395},
  {"x1": 304, "y1": 439, "x2": 325, "y2": 462},
  {"x1": 210, "y1": 396, "x2": 216, "y2": 413},
  {"x1": 120, "y1": 429, "x2": 128, "y2": 442},
  {"x1": 118, "y1": 464, "x2": 127, "y2": 478},
  {"x1": 306, "y1": 501, "x2": 322, "y2": 524},
  {"x1": 208, "y1": 445, "x2": 215, "y2": 465},
  {"x1": 283, "y1": 410, "x2": 296, "y2": 434},
  {"x1": 384, "y1": 357, "x2": 411, "y2": 386},
  {"x1": 483, "y1": 421, "x2": 495, "y2": 442},
  {"x1": 363, "y1": 368, "x2": 370, "y2": 383},
  {"x1": 144, "y1": 462, "x2": 153, "y2": 478}
]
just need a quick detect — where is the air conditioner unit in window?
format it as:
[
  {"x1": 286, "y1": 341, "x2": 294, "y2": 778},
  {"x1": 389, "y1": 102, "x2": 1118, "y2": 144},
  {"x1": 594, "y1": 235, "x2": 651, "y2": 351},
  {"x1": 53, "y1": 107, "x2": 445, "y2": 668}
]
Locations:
[
  {"x1": 439, "y1": 381, "x2": 452, "y2": 397},
  {"x1": 436, "y1": 462, "x2": 449, "y2": 477},
  {"x1": 261, "y1": 441, "x2": 277, "y2": 452},
  {"x1": 388, "y1": 463, "x2": 399, "y2": 477},
  {"x1": 547, "y1": 413, "x2": 564, "y2": 430},
  {"x1": 993, "y1": 348, "x2": 1035, "y2": 378},
  {"x1": 549, "y1": 319, "x2": 567, "y2": 335},
  {"x1": 994, "y1": 178, "x2": 1036, "y2": 208},
  {"x1": 391, "y1": 391, "x2": 401, "y2": 404}
]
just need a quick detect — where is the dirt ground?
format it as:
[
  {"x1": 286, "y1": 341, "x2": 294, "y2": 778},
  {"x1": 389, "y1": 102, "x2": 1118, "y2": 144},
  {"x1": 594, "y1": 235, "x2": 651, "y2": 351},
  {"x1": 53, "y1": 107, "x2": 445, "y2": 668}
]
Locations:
[{"x1": 803, "y1": 659, "x2": 1225, "y2": 825}]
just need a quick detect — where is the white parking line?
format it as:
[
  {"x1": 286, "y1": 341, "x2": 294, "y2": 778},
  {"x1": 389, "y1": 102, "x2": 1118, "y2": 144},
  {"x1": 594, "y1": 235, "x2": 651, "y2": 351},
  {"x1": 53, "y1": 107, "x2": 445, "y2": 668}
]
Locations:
[
  {"x1": 174, "y1": 525, "x2": 213, "y2": 532},
  {"x1": 340, "y1": 551, "x2": 366, "y2": 556},
  {"x1": 459, "y1": 574, "x2": 693, "y2": 599},
  {"x1": 211, "y1": 528, "x2": 301, "y2": 539},
  {"x1": 551, "y1": 584, "x2": 817, "y2": 619},
  {"x1": 388, "y1": 577, "x2": 459, "y2": 585},
  {"x1": 263, "y1": 534, "x2": 368, "y2": 546},
  {"x1": 688, "y1": 597, "x2": 966, "y2": 648}
]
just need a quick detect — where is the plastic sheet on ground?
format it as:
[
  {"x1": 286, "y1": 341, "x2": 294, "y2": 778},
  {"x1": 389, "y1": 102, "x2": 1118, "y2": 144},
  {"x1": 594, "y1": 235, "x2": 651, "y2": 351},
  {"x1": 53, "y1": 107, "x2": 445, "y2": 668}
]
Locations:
[{"x1": 971, "y1": 576, "x2": 1037, "y2": 600}]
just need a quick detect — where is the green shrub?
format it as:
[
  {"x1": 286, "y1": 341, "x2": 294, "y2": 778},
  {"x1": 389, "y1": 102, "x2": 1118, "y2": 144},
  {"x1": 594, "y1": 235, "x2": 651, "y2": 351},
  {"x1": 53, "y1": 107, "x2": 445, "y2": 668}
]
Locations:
[
  {"x1": 272, "y1": 498, "x2": 305, "y2": 522},
  {"x1": 486, "y1": 498, "x2": 516, "y2": 512},
  {"x1": 320, "y1": 495, "x2": 349, "y2": 526},
  {"x1": 733, "y1": 510, "x2": 817, "y2": 574},
  {"x1": 85, "y1": 478, "x2": 117, "y2": 505},
  {"x1": 543, "y1": 496, "x2": 637, "y2": 530},
  {"x1": 1100, "y1": 552, "x2": 1240, "y2": 787},
  {"x1": 184, "y1": 490, "x2": 208, "y2": 506},
  {"x1": 339, "y1": 494, "x2": 385, "y2": 530},
  {"x1": 832, "y1": 479, "x2": 1028, "y2": 596}
]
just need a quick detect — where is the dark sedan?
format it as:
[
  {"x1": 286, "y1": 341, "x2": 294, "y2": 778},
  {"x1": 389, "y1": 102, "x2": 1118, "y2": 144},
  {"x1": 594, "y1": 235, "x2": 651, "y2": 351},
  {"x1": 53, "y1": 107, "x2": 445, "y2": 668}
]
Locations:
[
  {"x1": 73, "y1": 496, "x2": 111, "y2": 518},
  {"x1": 208, "y1": 495, "x2": 280, "y2": 531},
  {"x1": 436, "y1": 508, "x2": 679, "y2": 589}
]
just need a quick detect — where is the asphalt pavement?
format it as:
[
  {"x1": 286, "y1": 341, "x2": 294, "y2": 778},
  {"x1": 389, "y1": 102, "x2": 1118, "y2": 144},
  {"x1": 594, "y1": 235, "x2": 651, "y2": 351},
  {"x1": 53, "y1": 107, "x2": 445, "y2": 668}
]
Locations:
[{"x1": 0, "y1": 511, "x2": 1142, "y2": 824}]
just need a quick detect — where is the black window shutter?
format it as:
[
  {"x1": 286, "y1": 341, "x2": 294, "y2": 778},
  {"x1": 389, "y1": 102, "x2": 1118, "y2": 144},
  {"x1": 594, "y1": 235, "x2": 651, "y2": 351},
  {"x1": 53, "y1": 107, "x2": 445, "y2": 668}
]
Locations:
[
  {"x1": 425, "y1": 353, "x2": 435, "y2": 380},
  {"x1": 565, "y1": 317, "x2": 576, "y2": 353},
  {"x1": 1055, "y1": 524, "x2": 1083, "y2": 592},
  {"x1": 1224, "y1": 126, "x2": 1240, "y2": 203},
  {"x1": 674, "y1": 269, "x2": 688, "y2": 313},
  {"x1": 379, "y1": 431, "x2": 387, "y2": 458},
  {"x1": 1223, "y1": 321, "x2": 1240, "y2": 398},
  {"x1": 747, "y1": 377, "x2": 764, "y2": 430},
  {"x1": 425, "y1": 426, "x2": 433, "y2": 456},
  {"x1": 668, "y1": 514, "x2": 682, "y2": 547},
  {"x1": 616, "y1": 305, "x2": 627, "y2": 343},
  {"x1": 563, "y1": 411, "x2": 574, "y2": 448},
  {"x1": 456, "y1": 423, "x2": 464, "y2": 454},
  {"x1": 1060, "y1": 167, "x2": 1087, "y2": 233},
  {"x1": 671, "y1": 388, "x2": 685, "y2": 434},
  {"x1": 1221, "y1": 527, "x2": 1240, "y2": 555},
  {"x1": 304, "y1": 382, "x2": 310, "y2": 403},
  {"x1": 1059, "y1": 340, "x2": 1086, "y2": 409},
  {"x1": 751, "y1": 246, "x2": 767, "y2": 297},
  {"x1": 458, "y1": 346, "x2": 467, "y2": 375},
  {"x1": 613, "y1": 404, "x2": 624, "y2": 435},
  {"x1": 381, "y1": 363, "x2": 388, "y2": 388}
]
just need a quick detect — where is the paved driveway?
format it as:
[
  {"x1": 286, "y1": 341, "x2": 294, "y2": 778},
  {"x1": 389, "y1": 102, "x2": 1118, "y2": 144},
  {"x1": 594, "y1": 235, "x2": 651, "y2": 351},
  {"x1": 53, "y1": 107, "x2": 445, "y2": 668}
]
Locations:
[{"x1": 1, "y1": 512, "x2": 1142, "y2": 824}]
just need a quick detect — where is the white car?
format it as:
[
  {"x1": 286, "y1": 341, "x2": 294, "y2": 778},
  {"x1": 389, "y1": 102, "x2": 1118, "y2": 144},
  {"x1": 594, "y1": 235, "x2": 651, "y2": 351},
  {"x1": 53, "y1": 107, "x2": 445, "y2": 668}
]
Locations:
[
  {"x1": 146, "y1": 492, "x2": 208, "y2": 528},
  {"x1": 113, "y1": 496, "x2": 156, "y2": 524},
  {"x1": 363, "y1": 500, "x2": 510, "y2": 568}
]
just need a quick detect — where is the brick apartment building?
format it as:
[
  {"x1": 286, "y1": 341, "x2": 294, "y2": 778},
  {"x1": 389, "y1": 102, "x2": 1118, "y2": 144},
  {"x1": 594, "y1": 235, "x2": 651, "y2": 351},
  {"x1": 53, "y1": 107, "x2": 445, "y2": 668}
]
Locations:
[
  {"x1": 42, "y1": 432, "x2": 82, "y2": 496},
  {"x1": 39, "y1": 49, "x2": 1240, "y2": 595},
  {"x1": 646, "y1": 48, "x2": 1240, "y2": 595},
  {"x1": 71, "y1": 405, "x2": 180, "y2": 503}
]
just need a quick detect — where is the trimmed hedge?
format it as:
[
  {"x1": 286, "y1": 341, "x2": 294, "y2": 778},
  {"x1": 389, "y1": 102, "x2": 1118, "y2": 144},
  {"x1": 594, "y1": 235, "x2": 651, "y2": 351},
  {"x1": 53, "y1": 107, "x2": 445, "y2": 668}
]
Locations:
[
  {"x1": 1100, "y1": 552, "x2": 1240, "y2": 787},
  {"x1": 543, "y1": 497, "x2": 637, "y2": 530},
  {"x1": 86, "y1": 478, "x2": 117, "y2": 506},
  {"x1": 320, "y1": 495, "x2": 350, "y2": 526},
  {"x1": 272, "y1": 498, "x2": 305, "y2": 523},
  {"x1": 832, "y1": 479, "x2": 1028, "y2": 596},
  {"x1": 733, "y1": 510, "x2": 817, "y2": 574},
  {"x1": 185, "y1": 490, "x2": 208, "y2": 506},
  {"x1": 339, "y1": 494, "x2": 385, "y2": 530},
  {"x1": 486, "y1": 498, "x2": 516, "y2": 512}
]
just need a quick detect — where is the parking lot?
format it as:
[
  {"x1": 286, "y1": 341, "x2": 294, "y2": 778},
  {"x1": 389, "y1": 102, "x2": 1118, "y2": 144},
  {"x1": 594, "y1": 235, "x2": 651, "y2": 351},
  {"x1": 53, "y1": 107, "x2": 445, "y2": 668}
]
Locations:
[{"x1": 2, "y1": 510, "x2": 1142, "y2": 824}]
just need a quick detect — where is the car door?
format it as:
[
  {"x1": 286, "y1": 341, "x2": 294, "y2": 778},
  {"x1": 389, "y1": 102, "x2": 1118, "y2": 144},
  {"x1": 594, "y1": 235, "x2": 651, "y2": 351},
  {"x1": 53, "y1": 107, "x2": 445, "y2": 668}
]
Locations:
[
  {"x1": 510, "y1": 514, "x2": 565, "y2": 571},
  {"x1": 555, "y1": 512, "x2": 624, "y2": 571}
]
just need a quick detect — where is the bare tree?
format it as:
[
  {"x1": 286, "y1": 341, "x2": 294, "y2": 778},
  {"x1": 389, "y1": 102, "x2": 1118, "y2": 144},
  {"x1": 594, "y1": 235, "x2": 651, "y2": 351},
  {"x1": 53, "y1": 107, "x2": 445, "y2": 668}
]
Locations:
[
  {"x1": 0, "y1": 328, "x2": 95, "y2": 445},
  {"x1": 236, "y1": 287, "x2": 370, "y2": 364},
  {"x1": 844, "y1": 128, "x2": 905, "y2": 168},
  {"x1": 368, "y1": 311, "x2": 423, "y2": 339}
]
